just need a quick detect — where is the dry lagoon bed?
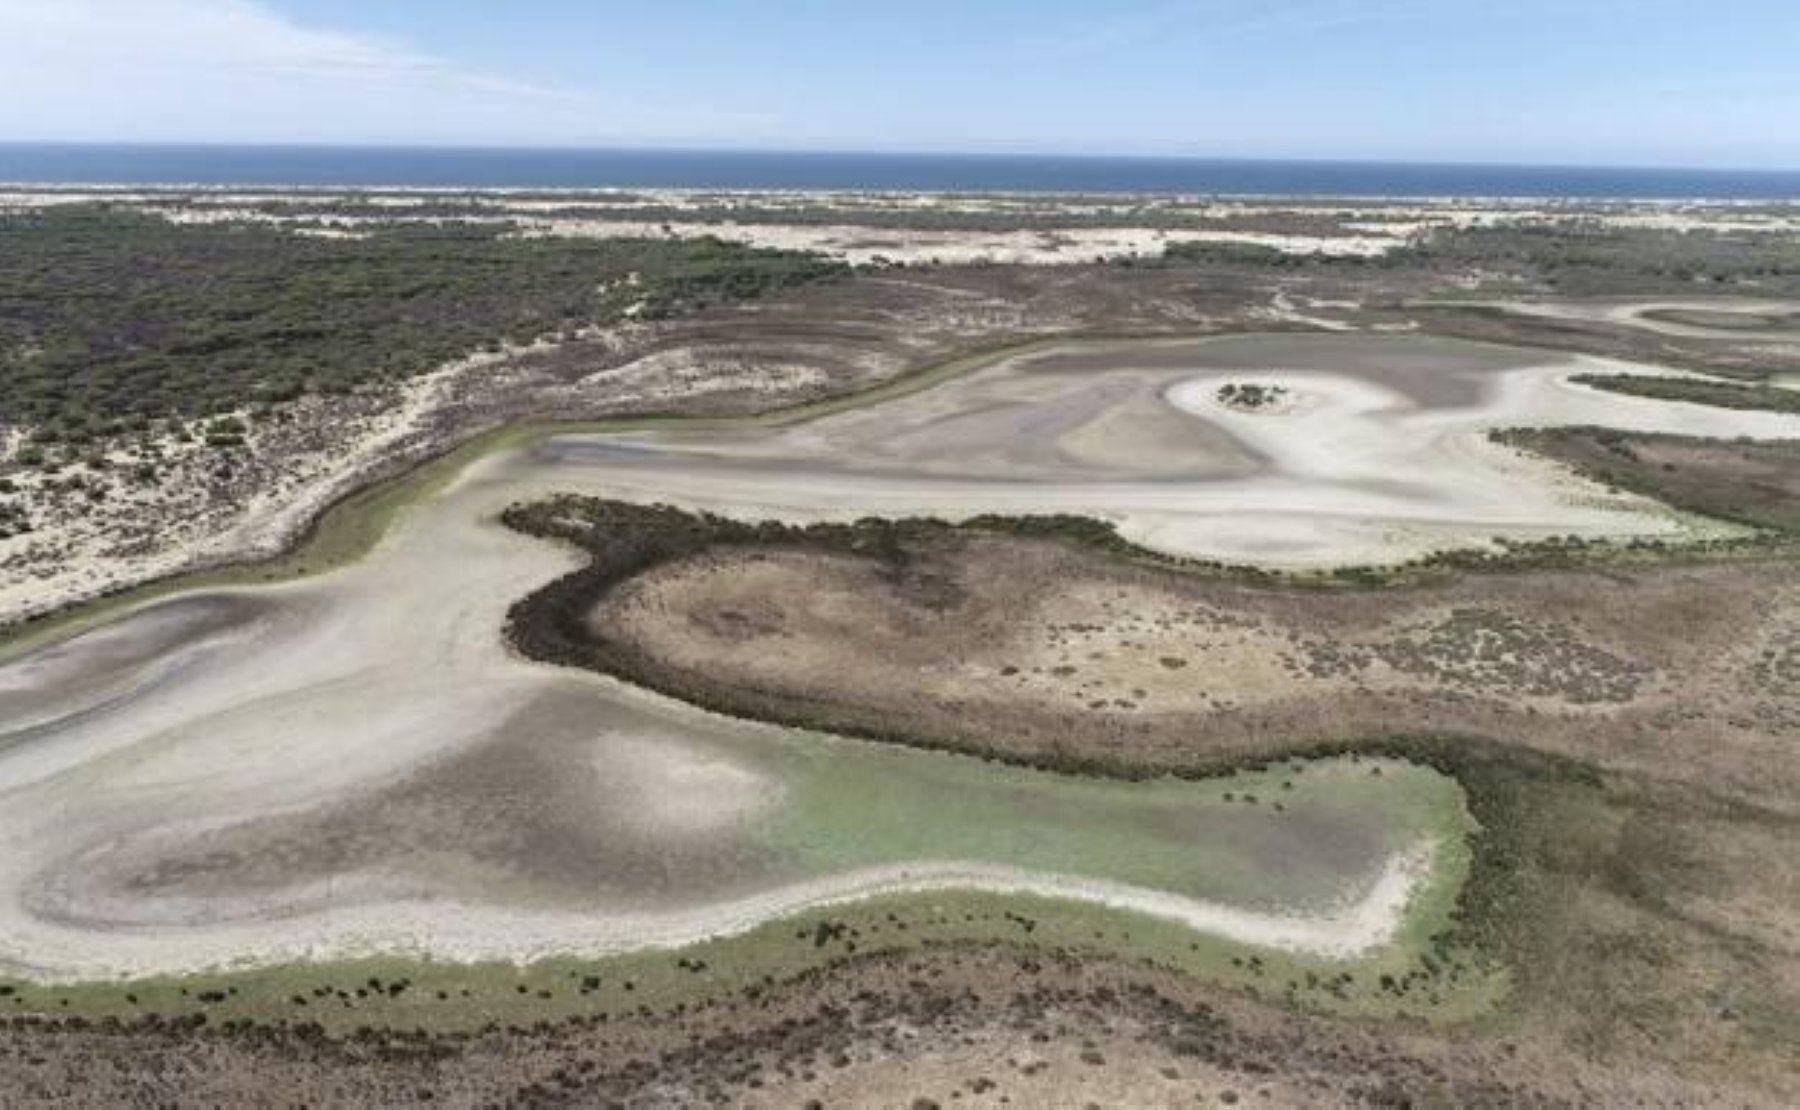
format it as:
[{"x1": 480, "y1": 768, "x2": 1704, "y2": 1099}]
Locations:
[
  {"x1": 2, "y1": 331, "x2": 1795, "y2": 991},
  {"x1": 519, "y1": 332, "x2": 1794, "y2": 565}
]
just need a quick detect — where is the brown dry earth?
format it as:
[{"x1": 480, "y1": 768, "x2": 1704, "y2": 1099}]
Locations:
[
  {"x1": 564, "y1": 522, "x2": 1800, "y2": 1104},
  {"x1": 596, "y1": 536, "x2": 1800, "y2": 810}
]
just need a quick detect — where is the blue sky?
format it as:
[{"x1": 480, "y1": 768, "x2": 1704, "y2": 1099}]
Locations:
[{"x1": 0, "y1": 0, "x2": 1796, "y2": 167}]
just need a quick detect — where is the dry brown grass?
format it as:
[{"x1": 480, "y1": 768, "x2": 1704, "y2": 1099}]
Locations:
[{"x1": 598, "y1": 535, "x2": 1800, "y2": 808}]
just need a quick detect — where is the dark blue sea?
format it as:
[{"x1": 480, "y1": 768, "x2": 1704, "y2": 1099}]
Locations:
[{"x1": 2, "y1": 144, "x2": 1797, "y2": 200}]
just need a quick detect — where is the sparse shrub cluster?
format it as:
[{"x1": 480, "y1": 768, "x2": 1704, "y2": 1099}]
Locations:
[{"x1": 1297, "y1": 606, "x2": 1651, "y2": 703}]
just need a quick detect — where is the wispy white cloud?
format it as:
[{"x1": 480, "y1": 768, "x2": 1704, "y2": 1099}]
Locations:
[
  {"x1": 0, "y1": 0, "x2": 1782, "y2": 165},
  {"x1": 0, "y1": 0, "x2": 635, "y2": 142}
]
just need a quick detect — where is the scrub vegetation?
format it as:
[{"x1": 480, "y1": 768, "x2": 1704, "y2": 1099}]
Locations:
[
  {"x1": 1572, "y1": 371, "x2": 1800, "y2": 414},
  {"x1": 1164, "y1": 219, "x2": 1800, "y2": 296},
  {"x1": 1393, "y1": 221, "x2": 1800, "y2": 294},
  {"x1": 179, "y1": 191, "x2": 1385, "y2": 235},
  {"x1": 0, "y1": 207, "x2": 844, "y2": 445},
  {"x1": 1498, "y1": 426, "x2": 1800, "y2": 534}
]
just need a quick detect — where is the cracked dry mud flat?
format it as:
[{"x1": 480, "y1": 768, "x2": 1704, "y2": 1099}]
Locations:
[{"x1": 1, "y1": 331, "x2": 1796, "y2": 982}]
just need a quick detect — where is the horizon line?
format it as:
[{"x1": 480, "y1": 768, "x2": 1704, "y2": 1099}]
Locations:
[{"x1": 2, "y1": 139, "x2": 1798, "y2": 178}]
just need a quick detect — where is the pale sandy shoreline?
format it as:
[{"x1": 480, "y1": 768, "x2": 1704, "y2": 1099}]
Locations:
[{"x1": 2, "y1": 847, "x2": 1436, "y2": 982}]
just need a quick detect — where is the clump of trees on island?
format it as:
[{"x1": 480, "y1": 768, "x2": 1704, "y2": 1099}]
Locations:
[{"x1": 1216, "y1": 382, "x2": 1290, "y2": 410}]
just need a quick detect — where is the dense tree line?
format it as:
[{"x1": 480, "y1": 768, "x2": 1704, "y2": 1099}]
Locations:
[
  {"x1": 1163, "y1": 220, "x2": 1800, "y2": 295},
  {"x1": 1389, "y1": 221, "x2": 1800, "y2": 293},
  {"x1": 0, "y1": 208, "x2": 844, "y2": 444}
]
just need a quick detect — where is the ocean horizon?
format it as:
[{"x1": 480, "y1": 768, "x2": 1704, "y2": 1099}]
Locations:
[{"x1": 1, "y1": 143, "x2": 1797, "y2": 200}]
